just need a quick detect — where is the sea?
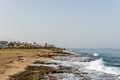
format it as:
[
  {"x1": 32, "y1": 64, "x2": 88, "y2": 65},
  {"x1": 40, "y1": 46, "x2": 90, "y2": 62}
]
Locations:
[{"x1": 71, "y1": 48, "x2": 120, "y2": 78}]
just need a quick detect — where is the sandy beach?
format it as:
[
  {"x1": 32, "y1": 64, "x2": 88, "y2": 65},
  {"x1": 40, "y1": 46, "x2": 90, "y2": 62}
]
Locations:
[{"x1": 0, "y1": 48, "x2": 70, "y2": 80}]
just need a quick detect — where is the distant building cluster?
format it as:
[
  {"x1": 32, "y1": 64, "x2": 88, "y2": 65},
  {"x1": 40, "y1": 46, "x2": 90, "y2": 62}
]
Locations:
[{"x1": 0, "y1": 41, "x2": 55, "y2": 49}]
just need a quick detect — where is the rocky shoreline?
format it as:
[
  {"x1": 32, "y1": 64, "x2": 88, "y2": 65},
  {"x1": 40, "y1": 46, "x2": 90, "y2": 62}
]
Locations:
[{"x1": 9, "y1": 52, "x2": 119, "y2": 80}]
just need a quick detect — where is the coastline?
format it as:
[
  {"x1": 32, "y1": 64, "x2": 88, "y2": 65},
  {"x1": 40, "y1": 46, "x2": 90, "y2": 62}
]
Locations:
[
  {"x1": 0, "y1": 48, "x2": 119, "y2": 80},
  {"x1": 0, "y1": 48, "x2": 71, "y2": 80}
]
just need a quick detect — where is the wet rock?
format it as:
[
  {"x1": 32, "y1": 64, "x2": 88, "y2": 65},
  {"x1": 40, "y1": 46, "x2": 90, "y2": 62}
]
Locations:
[
  {"x1": 33, "y1": 60, "x2": 45, "y2": 64},
  {"x1": 10, "y1": 66, "x2": 56, "y2": 80}
]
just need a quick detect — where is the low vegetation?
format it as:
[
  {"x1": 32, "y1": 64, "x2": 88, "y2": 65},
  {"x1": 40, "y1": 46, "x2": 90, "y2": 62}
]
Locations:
[{"x1": 0, "y1": 41, "x2": 63, "y2": 50}]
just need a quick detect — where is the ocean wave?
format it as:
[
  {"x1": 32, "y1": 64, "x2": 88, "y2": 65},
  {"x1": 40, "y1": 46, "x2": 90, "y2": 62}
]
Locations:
[
  {"x1": 93, "y1": 52, "x2": 99, "y2": 56},
  {"x1": 103, "y1": 57, "x2": 120, "y2": 62},
  {"x1": 103, "y1": 59, "x2": 120, "y2": 67},
  {"x1": 48, "y1": 55, "x2": 119, "y2": 79},
  {"x1": 85, "y1": 58, "x2": 120, "y2": 75}
]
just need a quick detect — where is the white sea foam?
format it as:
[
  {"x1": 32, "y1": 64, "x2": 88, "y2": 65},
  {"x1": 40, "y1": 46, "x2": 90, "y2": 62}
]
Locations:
[
  {"x1": 48, "y1": 60, "x2": 73, "y2": 67},
  {"x1": 93, "y1": 52, "x2": 99, "y2": 56},
  {"x1": 46, "y1": 57, "x2": 120, "y2": 79},
  {"x1": 85, "y1": 58, "x2": 120, "y2": 75},
  {"x1": 118, "y1": 76, "x2": 120, "y2": 79},
  {"x1": 50, "y1": 73, "x2": 80, "y2": 80}
]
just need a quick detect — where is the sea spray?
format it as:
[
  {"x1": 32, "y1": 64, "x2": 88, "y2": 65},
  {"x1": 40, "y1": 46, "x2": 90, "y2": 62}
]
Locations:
[
  {"x1": 85, "y1": 58, "x2": 120, "y2": 75},
  {"x1": 93, "y1": 52, "x2": 99, "y2": 56}
]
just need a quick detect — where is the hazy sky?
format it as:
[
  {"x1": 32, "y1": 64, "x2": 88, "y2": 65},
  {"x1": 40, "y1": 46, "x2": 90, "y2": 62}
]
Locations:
[{"x1": 0, "y1": 0, "x2": 120, "y2": 48}]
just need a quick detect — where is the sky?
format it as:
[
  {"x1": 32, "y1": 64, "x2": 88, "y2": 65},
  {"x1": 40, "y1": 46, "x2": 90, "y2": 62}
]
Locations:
[{"x1": 0, "y1": 0, "x2": 120, "y2": 48}]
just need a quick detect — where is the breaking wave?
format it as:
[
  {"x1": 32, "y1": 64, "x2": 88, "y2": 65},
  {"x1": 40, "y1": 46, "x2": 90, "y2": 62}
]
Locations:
[{"x1": 85, "y1": 58, "x2": 120, "y2": 75}]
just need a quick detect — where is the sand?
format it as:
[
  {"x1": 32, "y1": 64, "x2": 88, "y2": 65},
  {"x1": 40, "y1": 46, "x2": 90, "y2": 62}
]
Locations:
[{"x1": 0, "y1": 49, "x2": 69, "y2": 80}]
